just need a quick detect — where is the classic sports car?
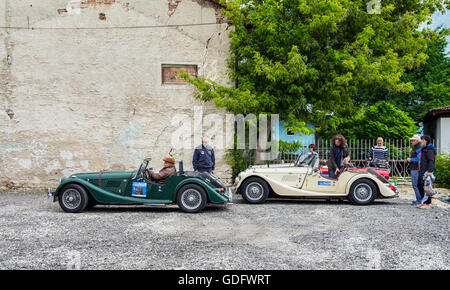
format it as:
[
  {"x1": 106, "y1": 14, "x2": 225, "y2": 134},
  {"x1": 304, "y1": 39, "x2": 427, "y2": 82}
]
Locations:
[
  {"x1": 49, "y1": 158, "x2": 231, "y2": 213},
  {"x1": 233, "y1": 153, "x2": 398, "y2": 205}
]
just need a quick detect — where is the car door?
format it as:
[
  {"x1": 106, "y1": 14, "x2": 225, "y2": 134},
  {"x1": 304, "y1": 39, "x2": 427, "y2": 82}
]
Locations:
[
  {"x1": 146, "y1": 182, "x2": 166, "y2": 199},
  {"x1": 303, "y1": 169, "x2": 339, "y2": 193},
  {"x1": 268, "y1": 167, "x2": 307, "y2": 189}
]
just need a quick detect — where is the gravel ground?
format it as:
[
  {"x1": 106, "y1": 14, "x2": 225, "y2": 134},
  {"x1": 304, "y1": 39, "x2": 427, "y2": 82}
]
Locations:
[{"x1": 0, "y1": 190, "x2": 448, "y2": 270}]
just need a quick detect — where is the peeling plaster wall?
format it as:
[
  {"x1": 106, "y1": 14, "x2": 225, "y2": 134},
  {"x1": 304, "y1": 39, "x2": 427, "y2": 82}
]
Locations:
[{"x1": 0, "y1": 0, "x2": 233, "y2": 188}]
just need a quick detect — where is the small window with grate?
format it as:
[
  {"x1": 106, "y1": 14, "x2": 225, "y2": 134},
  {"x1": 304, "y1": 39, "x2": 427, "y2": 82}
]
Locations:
[{"x1": 162, "y1": 64, "x2": 198, "y2": 84}]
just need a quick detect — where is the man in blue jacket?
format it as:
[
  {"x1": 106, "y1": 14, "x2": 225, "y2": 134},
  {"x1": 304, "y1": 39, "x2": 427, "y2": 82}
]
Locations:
[{"x1": 193, "y1": 137, "x2": 215, "y2": 174}]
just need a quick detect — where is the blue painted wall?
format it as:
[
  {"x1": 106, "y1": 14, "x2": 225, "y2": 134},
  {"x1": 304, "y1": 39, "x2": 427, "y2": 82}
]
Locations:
[{"x1": 278, "y1": 122, "x2": 315, "y2": 153}]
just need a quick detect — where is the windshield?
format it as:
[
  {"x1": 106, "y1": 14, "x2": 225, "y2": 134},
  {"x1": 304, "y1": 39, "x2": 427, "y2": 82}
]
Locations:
[
  {"x1": 133, "y1": 158, "x2": 150, "y2": 179},
  {"x1": 295, "y1": 152, "x2": 319, "y2": 168}
]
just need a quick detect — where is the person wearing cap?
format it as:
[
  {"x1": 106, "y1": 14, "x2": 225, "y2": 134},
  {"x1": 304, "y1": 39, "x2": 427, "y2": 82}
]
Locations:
[
  {"x1": 193, "y1": 136, "x2": 215, "y2": 174},
  {"x1": 409, "y1": 135, "x2": 436, "y2": 209},
  {"x1": 406, "y1": 134, "x2": 422, "y2": 205},
  {"x1": 146, "y1": 157, "x2": 177, "y2": 185}
]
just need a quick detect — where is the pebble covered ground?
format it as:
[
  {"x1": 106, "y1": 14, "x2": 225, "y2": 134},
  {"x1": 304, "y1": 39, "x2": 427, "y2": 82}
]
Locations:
[{"x1": 0, "y1": 189, "x2": 448, "y2": 269}]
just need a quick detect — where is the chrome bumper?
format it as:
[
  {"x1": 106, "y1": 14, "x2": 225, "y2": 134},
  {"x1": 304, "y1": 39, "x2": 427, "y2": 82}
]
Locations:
[
  {"x1": 48, "y1": 188, "x2": 57, "y2": 202},
  {"x1": 394, "y1": 189, "x2": 399, "y2": 197},
  {"x1": 227, "y1": 187, "x2": 233, "y2": 202}
]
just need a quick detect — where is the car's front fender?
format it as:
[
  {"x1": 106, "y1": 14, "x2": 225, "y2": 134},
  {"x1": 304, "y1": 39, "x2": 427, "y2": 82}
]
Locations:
[{"x1": 53, "y1": 178, "x2": 171, "y2": 204}]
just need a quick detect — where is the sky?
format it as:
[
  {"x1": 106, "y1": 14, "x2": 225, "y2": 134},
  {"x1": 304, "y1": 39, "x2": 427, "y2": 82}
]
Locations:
[{"x1": 427, "y1": 9, "x2": 450, "y2": 53}]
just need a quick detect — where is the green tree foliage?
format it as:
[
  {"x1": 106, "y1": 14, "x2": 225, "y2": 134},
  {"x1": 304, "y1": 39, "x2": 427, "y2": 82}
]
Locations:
[
  {"x1": 279, "y1": 140, "x2": 302, "y2": 154},
  {"x1": 435, "y1": 154, "x2": 450, "y2": 188},
  {"x1": 185, "y1": 0, "x2": 446, "y2": 134},
  {"x1": 320, "y1": 101, "x2": 418, "y2": 139},
  {"x1": 354, "y1": 28, "x2": 450, "y2": 123},
  {"x1": 224, "y1": 148, "x2": 255, "y2": 178}
]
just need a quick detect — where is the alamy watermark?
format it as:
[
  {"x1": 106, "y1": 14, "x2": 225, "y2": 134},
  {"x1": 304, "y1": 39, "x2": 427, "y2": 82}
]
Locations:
[
  {"x1": 66, "y1": 250, "x2": 81, "y2": 270},
  {"x1": 367, "y1": 0, "x2": 381, "y2": 14},
  {"x1": 170, "y1": 106, "x2": 280, "y2": 161}
]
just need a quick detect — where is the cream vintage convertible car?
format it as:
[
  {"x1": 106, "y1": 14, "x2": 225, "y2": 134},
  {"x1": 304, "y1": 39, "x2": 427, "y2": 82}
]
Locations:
[{"x1": 233, "y1": 153, "x2": 399, "y2": 205}]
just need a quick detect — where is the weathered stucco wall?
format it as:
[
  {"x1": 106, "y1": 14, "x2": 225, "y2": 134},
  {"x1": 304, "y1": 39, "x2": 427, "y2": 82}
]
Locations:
[{"x1": 0, "y1": 0, "x2": 233, "y2": 188}]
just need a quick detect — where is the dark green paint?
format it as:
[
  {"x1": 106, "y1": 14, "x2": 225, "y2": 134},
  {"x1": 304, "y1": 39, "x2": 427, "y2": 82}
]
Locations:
[{"x1": 53, "y1": 160, "x2": 229, "y2": 205}]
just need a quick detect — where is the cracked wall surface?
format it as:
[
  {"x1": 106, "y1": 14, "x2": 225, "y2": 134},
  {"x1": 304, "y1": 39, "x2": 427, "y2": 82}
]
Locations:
[{"x1": 0, "y1": 0, "x2": 233, "y2": 188}]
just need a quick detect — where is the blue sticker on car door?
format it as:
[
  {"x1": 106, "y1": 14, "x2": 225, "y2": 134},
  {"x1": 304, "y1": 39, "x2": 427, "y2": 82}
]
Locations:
[
  {"x1": 132, "y1": 182, "x2": 147, "y2": 197},
  {"x1": 318, "y1": 181, "x2": 332, "y2": 186}
]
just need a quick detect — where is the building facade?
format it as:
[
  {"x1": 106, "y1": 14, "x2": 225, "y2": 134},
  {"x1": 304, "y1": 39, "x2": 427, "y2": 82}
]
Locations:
[
  {"x1": 0, "y1": 0, "x2": 233, "y2": 188},
  {"x1": 423, "y1": 105, "x2": 450, "y2": 154}
]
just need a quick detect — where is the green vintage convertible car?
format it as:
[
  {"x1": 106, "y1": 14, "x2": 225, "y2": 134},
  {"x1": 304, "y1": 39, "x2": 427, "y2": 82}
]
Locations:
[{"x1": 49, "y1": 158, "x2": 231, "y2": 213}]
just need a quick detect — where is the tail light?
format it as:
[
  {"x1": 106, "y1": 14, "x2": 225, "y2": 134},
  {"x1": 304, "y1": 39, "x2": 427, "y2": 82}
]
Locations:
[{"x1": 389, "y1": 185, "x2": 396, "y2": 191}]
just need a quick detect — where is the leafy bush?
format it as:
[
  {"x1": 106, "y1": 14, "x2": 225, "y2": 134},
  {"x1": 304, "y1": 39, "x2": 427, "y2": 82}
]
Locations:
[
  {"x1": 318, "y1": 102, "x2": 418, "y2": 140},
  {"x1": 435, "y1": 154, "x2": 450, "y2": 188},
  {"x1": 279, "y1": 140, "x2": 302, "y2": 154},
  {"x1": 224, "y1": 148, "x2": 255, "y2": 179}
]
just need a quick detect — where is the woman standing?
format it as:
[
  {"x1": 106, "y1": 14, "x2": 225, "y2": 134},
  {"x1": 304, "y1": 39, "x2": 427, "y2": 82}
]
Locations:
[{"x1": 327, "y1": 135, "x2": 349, "y2": 178}]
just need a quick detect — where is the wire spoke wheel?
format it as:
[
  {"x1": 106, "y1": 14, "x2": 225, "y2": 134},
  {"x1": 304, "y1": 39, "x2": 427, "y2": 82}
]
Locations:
[
  {"x1": 58, "y1": 184, "x2": 89, "y2": 213},
  {"x1": 245, "y1": 182, "x2": 264, "y2": 201},
  {"x1": 181, "y1": 189, "x2": 202, "y2": 210},
  {"x1": 241, "y1": 177, "x2": 269, "y2": 204},
  {"x1": 353, "y1": 184, "x2": 373, "y2": 203},
  {"x1": 62, "y1": 189, "x2": 82, "y2": 210}
]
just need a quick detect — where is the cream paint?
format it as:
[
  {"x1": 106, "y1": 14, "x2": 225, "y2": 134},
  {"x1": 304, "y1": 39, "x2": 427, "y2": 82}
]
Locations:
[{"x1": 236, "y1": 166, "x2": 397, "y2": 198}]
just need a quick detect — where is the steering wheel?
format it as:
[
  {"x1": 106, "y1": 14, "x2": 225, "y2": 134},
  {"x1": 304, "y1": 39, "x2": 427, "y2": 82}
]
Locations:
[{"x1": 144, "y1": 167, "x2": 154, "y2": 181}]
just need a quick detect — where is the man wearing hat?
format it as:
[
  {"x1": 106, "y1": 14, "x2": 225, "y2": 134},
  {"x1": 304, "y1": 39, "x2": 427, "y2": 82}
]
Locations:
[
  {"x1": 406, "y1": 135, "x2": 422, "y2": 205},
  {"x1": 146, "y1": 157, "x2": 177, "y2": 185}
]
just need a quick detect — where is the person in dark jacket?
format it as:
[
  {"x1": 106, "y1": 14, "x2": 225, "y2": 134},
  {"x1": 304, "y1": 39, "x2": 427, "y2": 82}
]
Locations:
[
  {"x1": 413, "y1": 135, "x2": 436, "y2": 209},
  {"x1": 192, "y1": 137, "x2": 215, "y2": 174},
  {"x1": 326, "y1": 135, "x2": 349, "y2": 178},
  {"x1": 406, "y1": 135, "x2": 422, "y2": 205}
]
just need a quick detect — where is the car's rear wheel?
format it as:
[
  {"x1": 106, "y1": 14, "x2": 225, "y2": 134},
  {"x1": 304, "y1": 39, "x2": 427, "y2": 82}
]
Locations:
[
  {"x1": 177, "y1": 184, "x2": 207, "y2": 213},
  {"x1": 348, "y1": 179, "x2": 377, "y2": 205},
  {"x1": 58, "y1": 184, "x2": 89, "y2": 213},
  {"x1": 241, "y1": 177, "x2": 269, "y2": 204}
]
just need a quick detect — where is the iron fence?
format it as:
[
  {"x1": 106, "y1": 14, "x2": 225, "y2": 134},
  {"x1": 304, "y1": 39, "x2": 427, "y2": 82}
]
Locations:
[{"x1": 243, "y1": 139, "x2": 440, "y2": 179}]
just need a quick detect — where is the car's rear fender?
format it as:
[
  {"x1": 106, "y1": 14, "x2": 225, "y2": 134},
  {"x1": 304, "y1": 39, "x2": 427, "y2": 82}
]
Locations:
[
  {"x1": 346, "y1": 173, "x2": 397, "y2": 198},
  {"x1": 345, "y1": 175, "x2": 381, "y2": 196},
  {"x1": 174, "y1": 178, "x2": 228, "y2": 203}
]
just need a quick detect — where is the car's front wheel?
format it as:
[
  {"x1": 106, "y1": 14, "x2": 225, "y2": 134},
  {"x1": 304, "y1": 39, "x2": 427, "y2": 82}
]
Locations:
[
  {"x1": 348, "y1": 179, "x2": 377, "y2": 205},
  {"x1": 241, "y1": 177, "x2": 269, "y2": 204},
  {"x1": 177, "y1": 184, "x2": 207, "y2": 213},
  {"x1": 58, "y1": 184, "x2": 89, "y2": 213}
]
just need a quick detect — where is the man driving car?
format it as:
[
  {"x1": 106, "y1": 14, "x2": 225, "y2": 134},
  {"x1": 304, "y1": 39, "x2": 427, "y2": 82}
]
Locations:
[{"x1": 146, "y1": 157, "x2": 176, "y2": 184}]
